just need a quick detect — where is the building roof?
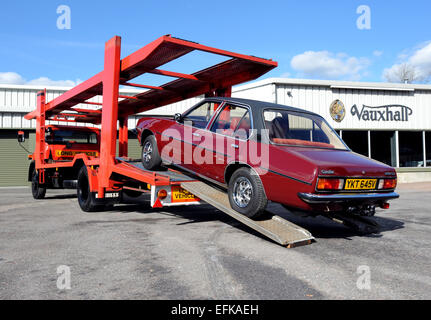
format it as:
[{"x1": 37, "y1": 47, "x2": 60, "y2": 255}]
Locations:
[
  {"x1": 233, "y1": 77, "x2": 431, "y2": 93},
  {"x1": 205, "y1": 96, "x2": 318, "y2": 116},
  {"x1": 0, "y1": 83, "x2": 143, "y2": 94}
]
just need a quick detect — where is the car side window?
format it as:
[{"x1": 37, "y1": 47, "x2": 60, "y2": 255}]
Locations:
[
  {"x1": 182, "y1": 102, "x2": 220, "y2": 129},
  {"x1": 210, "y1": 104, "x2": 251, "y2": 139}
]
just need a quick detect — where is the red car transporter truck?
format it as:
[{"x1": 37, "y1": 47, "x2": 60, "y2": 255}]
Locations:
[{"x1": 21, "y1": 35, "x2": 277, "y2": 211}]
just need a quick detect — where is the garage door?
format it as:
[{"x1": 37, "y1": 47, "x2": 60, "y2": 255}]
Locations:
[
  {"x1": 116, "y1": 137, "x2": 141, "y2": 159},
  {"x1": 0, "y1": 130, "x2": 35, "y2": 187},
  {"x1": 128, "y1": 138, "x2": 141, "y2": 159}
]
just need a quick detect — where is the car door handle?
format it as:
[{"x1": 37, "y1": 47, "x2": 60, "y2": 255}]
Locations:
[
  {"x1": 231, "y1": 144, "x2": 239, "y2": 149},
  {"x1": 192, "y1": 132, "x2": 200, "y2": 137}
]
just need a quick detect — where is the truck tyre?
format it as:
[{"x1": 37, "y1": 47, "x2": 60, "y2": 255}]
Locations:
[
  {"x1": 228, "y1": 167, "x2": 267, "y2": 219},
  {"x1": 31, "y1": 170, "x2": 46, "y2": 200},
  {"x1": 77, "y1": 166, "x2": 103, "y2": 212},
  {"x1": 141, "y1": 135, "x2": 162, "y2": 170}
]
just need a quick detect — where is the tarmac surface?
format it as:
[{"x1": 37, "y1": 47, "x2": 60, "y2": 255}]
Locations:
[{"x1": 0, "y1": 182, "x2": 430, "y2": 299}]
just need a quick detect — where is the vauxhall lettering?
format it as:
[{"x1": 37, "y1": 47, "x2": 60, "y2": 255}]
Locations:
[{"x1": 351, "y1": 104, "x2": 412, "y2": 122}]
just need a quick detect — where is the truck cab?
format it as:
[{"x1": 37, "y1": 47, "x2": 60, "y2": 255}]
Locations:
[
  {"x1": 25, "y1": 125, "x2": 101, "y2": 199},
  {"x1": 43, "y1": 125, "x2": 100, "y2": 161}
]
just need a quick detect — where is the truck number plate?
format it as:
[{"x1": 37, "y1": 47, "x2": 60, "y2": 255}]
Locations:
[{"x1": 171, "y1": 186, "x2": 199, "y2": 203}]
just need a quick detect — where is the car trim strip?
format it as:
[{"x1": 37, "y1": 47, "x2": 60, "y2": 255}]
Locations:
[
  {"x1": 156, "y1": 131, "x2": 230, "y2": 157},
  {"x1": 260, "y1": 167, "x2": 313, "y2": 186},
  {"x1": 155, "y1": 131, "x2": 313, "y2": 187}
]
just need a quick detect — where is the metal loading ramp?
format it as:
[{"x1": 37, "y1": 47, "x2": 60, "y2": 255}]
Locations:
[{"x1": 181, "y1": 181, "x2": 315, "y2": 248}]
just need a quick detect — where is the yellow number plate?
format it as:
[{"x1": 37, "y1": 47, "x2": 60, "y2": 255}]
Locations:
[
  {"x1": 171, "y1": 186, "x2": 200, "y2": 203},
  {"x1": 55, "y1": 150, "x2": 98, "y2": 157},
  {"x1": 344, "y1": 179, "x2": 377, "y2": 190}
]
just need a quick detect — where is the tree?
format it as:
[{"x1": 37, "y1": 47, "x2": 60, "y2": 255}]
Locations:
[{"x1": 384, "y1": 63, "x2": 421, "y2": 84}]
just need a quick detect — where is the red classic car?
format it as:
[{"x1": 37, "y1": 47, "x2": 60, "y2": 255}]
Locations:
[{"x1": 135, "y1": 97, "x2": 399, "y2": 219}]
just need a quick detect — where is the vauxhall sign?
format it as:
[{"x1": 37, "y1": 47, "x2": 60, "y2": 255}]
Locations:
[{"x1": 351, "y1": 104, "x2": 413, "y2": 122}]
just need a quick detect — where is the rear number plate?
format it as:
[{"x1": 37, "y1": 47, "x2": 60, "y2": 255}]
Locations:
[{"x1": 344, "y1": 179, "x2": 377, "y2": 190}]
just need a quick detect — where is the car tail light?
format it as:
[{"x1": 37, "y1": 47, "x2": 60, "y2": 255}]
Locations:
[
  {"x1": 157, "y1": 189, "x2": 168, "y2": 199},
  {"x1": 317, "y1": 178, "x2": 344, "y2": 190},
  {"x1": 378, "y1": 178, "x2": 397, "y2": 190}
]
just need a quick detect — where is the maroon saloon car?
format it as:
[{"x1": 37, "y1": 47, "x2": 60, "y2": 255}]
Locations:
[{"x1": 135, "y1": 97, "x2": 399, "y2": 219}]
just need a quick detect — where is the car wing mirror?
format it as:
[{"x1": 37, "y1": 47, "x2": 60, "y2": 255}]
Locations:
[
  {"x1": 174, "y1": 113, "x2": 183, "y2": 123},
  {"x1": 17, "y1": 130, "x2": 25, "y2": 143}
]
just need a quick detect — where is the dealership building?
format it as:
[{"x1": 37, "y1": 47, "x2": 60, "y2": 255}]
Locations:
[{"x1": 1, "y1": 78, "x2": 430, "y2": 186}]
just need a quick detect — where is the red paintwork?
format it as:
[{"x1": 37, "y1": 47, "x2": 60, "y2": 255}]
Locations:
[{"x1": 136, "y1": 111, "x2": 398, "y2": 212}]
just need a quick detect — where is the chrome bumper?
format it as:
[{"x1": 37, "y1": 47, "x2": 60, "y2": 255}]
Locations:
[{"x1": 298, "y1": 192, "x2": 399, "y2": 204}]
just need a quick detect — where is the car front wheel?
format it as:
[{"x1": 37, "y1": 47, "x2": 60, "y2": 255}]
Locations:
[
  {"x1": 141, "y1": 135, "x2": 162, "y2": 170},
  {"x1": 228, "y1": 167, "x2": 267, "y2": 219}
]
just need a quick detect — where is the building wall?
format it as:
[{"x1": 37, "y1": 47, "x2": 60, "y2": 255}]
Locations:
[
  {"x1": 275, "y1": 85, "x2": 430, "y2": 131},
  {"x1": 0, "y1": 84, "x2": 202, "y2": 129},
  {"x1": 1, "y1": 80, "x2": 430, "y2": 186},
  {"x1": 232, "y1": 78, "x2": 431, "y2": 180},
  {"x1": 0, "y1": 84, "x2": 203, "y2": 186}
]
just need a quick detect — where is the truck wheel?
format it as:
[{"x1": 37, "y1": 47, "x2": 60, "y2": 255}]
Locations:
[
  {"x1": 141, "y1": 135, "x2": 162, "y2": 170},
  {"x1": 228, "y1": 167, "x2": 267, "y2": 219},
  {"x1": 31, "y1": 170, "x2": 46, "y2": 199},
  {"x1": 77, "y1": 166, "x2": 103, "y2": 212}
]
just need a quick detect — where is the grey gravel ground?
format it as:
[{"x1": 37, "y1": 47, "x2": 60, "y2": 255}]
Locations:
[{"x1": 0, "y1": 183, "x2": 430, "y2": 299}]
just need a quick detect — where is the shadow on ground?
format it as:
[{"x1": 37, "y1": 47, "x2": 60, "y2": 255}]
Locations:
[{"x1": 101, "y1": 195, "x2": 404, "y2": 245}]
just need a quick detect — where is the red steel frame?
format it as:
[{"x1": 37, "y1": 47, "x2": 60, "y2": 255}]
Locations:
[{"x1": 24, "y1": 35, "x2": 277, "y2": 199}]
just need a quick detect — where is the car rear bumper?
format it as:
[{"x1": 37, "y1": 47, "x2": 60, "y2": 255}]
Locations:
[{"x1": 298, "y1": 191, "x2": 399, "y2": 204}]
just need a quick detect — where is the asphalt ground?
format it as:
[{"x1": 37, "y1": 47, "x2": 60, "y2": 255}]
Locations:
[{"x1": 0, "y1": 182, "x2": 430, "y2": 299}]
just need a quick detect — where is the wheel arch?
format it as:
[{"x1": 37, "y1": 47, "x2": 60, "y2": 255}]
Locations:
[
  {"x1": 28, "y1": 161, "x2": 35, "y2": 182},
  {"x1": 72, "y1": 159, "x2": 86, "y2": 177},
  {"x1": 140, "y1": 129, "x2": 154, "y2": 146},
  {"x1": 224, "y1": 161, "x2": 260, "y2": 184}
]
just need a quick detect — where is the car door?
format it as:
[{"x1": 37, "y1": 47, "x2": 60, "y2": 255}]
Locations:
[
  {"x1": 179, "y1": 101, "x2": 221, "y2": 172},
  {"x1": 199, "y1": 103, "x2": 252, "y2": 183}
]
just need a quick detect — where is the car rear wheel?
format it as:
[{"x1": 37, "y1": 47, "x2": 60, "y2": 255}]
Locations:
[
  {"x1": 228, "y1": 167, "x2": 267, "y2": 219},
  {"x1": 31, "y1": 170, "x2": 46, "y2": 199},
  {"x1": 141, "y1": 135, "x2": 162, "y2": 170}
]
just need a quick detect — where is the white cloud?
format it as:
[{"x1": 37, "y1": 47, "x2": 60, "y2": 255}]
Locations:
[
  {"x1": 0, "y1": 72, "x2": 26, "y2": 85},
  {"x1": 0, "y1": 71, "x2": 80, "y2": 87},
  {"x1": 26, "y1": 77, "x2": 79, "y2": 87},
  {"x1": 290, "y1": 51, "x2": 370, "y2": 80},
  {"x1": 383, "y1": 41, "x2": 431, "y2": 83},
  {"x1": 373, "y1": 50, "x2": 383, "y2": 57}
]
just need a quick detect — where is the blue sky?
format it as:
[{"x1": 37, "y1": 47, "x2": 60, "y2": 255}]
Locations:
[{"x1": 0, "y1": 0, "x2": 430, "y2": 86}]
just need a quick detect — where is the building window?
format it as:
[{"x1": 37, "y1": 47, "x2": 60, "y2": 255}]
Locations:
[
  {"x1": 426, "y1": 131, "x2": 431, "y2": 167},
  {"x1": 370, "y1": 131, "x2": 396, "y2": 167},
  {"x1": 341, "y1": 130, "x2": 368, "y2": 157},
  {"x1": 399, "y1": 131, "x2": 424, "y2": 167}
]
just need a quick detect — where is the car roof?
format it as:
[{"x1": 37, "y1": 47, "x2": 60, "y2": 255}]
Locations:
[{"x1": 205, "y1": 96, "x2": 320, "y2": 117}]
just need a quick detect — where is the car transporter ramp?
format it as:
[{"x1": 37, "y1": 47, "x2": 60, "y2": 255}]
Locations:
[
  {"x1": 181, "y1": 181, "x2": 315, "y2": 248},
  {"x1": 119, "y1": 159, "x2": 315, "y2": 248}
]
